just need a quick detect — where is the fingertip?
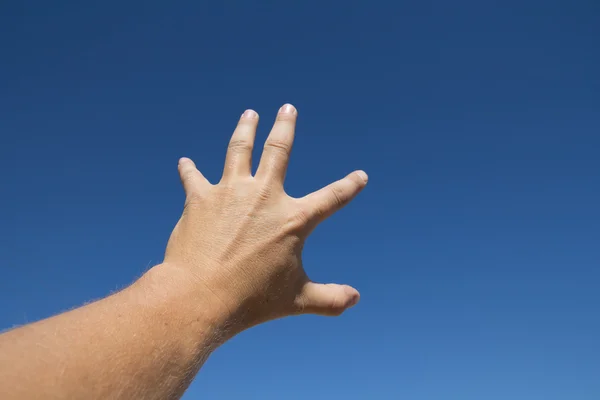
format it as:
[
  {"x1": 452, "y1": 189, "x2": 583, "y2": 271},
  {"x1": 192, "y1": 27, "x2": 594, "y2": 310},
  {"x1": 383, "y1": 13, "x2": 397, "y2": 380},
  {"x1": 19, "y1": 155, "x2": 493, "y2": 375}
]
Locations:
[
  {"x1": 355, "y1": 170, "x2": 368, "y2": 184},
  {"x1": 241, "y1": 109, "x2": 258, "y2": 120},
  {"x1": 275, "y1": 104, "x2": 297, "y2": 121},
  {"x1": 179, "y1": 157, "x2": 193, "y2": 167},
  {"x1": 279, "y1": 103, "x2": 297, "y2": 115},
  {"x1": 343, "y1": 285, "x2": 360, "y2": 308}
]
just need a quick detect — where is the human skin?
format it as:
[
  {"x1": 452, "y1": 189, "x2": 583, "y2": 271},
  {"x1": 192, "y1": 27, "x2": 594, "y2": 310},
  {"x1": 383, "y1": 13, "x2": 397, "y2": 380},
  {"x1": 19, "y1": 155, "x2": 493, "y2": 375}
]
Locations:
[{"x1": 0, "y1": 104, "x2": 368, "y2": 399}]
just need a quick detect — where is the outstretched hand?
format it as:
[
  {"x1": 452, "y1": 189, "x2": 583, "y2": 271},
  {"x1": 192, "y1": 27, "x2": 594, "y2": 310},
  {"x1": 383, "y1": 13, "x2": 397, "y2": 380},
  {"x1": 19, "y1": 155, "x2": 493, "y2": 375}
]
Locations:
[
  {"x1": 163, "y1": 104, "x2": 368, "y2": 331},
  {"x1": 0, "y1": 104, "x2": 368, "y2": 400}
]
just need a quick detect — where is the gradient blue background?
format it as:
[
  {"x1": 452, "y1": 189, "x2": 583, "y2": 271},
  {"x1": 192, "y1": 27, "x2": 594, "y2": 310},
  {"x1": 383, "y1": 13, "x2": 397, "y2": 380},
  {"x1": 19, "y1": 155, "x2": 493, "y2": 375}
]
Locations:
[{"x1": 2, "y1": 1, "x2": 599, "y2": 399}]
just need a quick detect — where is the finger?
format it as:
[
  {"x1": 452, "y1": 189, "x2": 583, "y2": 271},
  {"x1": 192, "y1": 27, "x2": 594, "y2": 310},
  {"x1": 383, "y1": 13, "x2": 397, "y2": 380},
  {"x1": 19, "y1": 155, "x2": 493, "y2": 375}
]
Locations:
[
  {"x1": 255, "y1": 104, "x2": 297, "y2": 184},
  {"x1": 297, "y1": 282, "x2": 360, "y2": 316},
  {"x1": 301, "y1": 170, "x2": 368, "y2": 224},
  {"x1": 178, "y1": 157, "x2": 210, "y2": 197},
  {"x1": 222, "y1": 109, "x2": 259, "y2": 180}
]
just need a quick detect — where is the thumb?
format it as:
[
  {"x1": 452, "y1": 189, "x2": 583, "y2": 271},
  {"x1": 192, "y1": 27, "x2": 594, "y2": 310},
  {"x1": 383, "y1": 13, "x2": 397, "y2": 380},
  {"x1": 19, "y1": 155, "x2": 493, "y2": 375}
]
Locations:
[{"x1": 298, "y1": 282, "x2": 360, "y2": 316}]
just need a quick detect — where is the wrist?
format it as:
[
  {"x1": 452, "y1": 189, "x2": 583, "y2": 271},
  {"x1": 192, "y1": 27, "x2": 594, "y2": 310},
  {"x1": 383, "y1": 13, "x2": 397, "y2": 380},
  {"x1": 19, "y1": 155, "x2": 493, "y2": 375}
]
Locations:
[{"x1": 133, "y1": 263, "x2": 239, "y2": 348}]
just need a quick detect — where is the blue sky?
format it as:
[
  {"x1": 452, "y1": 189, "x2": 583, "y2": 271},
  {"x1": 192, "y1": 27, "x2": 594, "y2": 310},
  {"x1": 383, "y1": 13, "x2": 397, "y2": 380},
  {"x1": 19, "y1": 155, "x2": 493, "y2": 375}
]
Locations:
[{"x1": 2, "y1": 1, "x2": 599, "y2": 399}]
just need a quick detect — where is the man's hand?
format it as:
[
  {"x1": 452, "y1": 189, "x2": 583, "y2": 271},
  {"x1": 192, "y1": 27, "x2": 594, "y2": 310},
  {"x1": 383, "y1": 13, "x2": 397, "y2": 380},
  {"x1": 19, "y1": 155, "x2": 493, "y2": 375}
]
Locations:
[
  {"x1": 163, "y1": 103, "x2": 367, "y2": 331},
  {"x1": 0, "y1": 104, "x2": 367, "y2": 399}
]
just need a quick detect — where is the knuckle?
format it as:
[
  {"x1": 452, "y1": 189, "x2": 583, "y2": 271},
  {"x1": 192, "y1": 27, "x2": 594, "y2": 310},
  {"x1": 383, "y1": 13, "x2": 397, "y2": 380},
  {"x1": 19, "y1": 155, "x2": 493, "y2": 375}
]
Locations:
[
  {"x1": 285, "y1": 207, "x2": 311, "y2": 233},
  {"x1": 264, "y1": 140, "x2": 291, "y2": 155},
  {"x1": 256, "y1": 182, "x2": 272, "y2": 201},
  {"x1": 294, "y1": 207, "x2": 311, "y2": 226},
  {"x1": 228, "y1": 139, "x2": 253, "y2": 153},
  {"x1": 302, "y1": 196, "x2": 327, "y2": 222},
  {"x1": 329, "y1": 185, "x2": 347, "y2": 207},
  {"x1": 313, "y1": 206, "x2": 327, "y2": 220}
]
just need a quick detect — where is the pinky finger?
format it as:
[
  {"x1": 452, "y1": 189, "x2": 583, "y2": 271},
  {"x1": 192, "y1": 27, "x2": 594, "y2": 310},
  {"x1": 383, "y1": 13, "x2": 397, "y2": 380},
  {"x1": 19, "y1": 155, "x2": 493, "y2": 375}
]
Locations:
[{"x1": 178, "y1": 157, "x2": 210, "y2": 197}]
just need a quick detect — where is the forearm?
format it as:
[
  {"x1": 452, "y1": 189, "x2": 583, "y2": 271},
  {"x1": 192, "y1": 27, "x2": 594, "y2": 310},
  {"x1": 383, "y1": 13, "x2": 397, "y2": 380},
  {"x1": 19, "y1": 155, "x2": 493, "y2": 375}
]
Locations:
[{"x1": 0, "y1": 264, "x2": 232, "y2": 400}]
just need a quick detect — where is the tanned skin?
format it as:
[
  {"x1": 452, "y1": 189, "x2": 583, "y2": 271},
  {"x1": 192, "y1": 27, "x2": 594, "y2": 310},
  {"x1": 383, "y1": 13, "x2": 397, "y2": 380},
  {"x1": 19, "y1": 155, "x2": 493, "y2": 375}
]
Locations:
[{"x1": 0, "y1": 104, "x2": 367, "y2": 399}]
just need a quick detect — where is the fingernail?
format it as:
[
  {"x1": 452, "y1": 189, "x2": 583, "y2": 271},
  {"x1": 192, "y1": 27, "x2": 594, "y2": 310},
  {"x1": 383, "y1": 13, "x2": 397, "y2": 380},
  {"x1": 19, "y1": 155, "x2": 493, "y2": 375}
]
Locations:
[
  {"x1": 241, "y1": 109, "x2": 258, "y2": 119},
  {"x1": 344, "y1": 286, "x2": 360, "y2": 308},
  {"x1": 179, "y1": 157, "x2": 191, "y2": 166},
  {"x1": 356, "y1": 170, "x2": 368, "y2": 183},
  {"x1": 279, "y1": 104, "x2": 297, "y2": 115}
]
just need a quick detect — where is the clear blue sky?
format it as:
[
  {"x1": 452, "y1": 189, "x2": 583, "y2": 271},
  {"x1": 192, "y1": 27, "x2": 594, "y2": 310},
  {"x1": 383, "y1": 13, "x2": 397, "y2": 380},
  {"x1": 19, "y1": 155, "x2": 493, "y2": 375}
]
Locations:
[{"x1": 2, "y1": 1, "x2": 599, "y2": 399}]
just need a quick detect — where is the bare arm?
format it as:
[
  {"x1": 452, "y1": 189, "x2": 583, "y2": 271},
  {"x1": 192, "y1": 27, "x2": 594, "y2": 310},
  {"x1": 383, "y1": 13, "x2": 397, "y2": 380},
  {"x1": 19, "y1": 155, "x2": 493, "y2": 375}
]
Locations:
[
  {"x1": 0, "y1": 265, "x2": 229, "y2": 399},
  {"x1": 0, "y1": 104, "x2": 367, "y2": 399}
]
